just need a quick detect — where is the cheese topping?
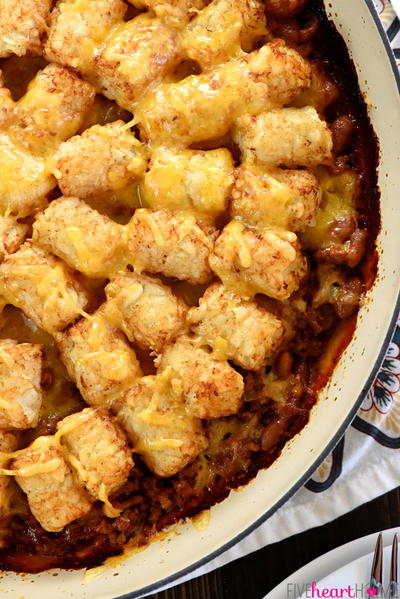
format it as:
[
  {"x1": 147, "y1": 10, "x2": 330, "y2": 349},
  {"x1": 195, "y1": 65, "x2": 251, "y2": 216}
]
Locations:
[
  {"x1": 103, "y1": 282, "x2": 144, "y2": 328},
  {"x1": 0, "y1": 132, "x2": 54, "y2": 216},
  {"x1": 140, "y1": 212, "x2": 165, "y2": 247},
  {"x1": 224, "y1": 221, "x2": 252, "y2": 268},
  {"x1": 79, "y1": 350, "x2": 134, "y2": 381},
  {"x1": 55, "y1": 410, "x2": 92, "y2": 445},
  {"x1": 0, "y1": 347, "x2": 15, "y2": 369},
  {"x1": 98, "y1": 483, "x2": 122, "y2": 518},
  {"x1": 37, "y1": 264, "x2": 81, "y2": 332},
  {"x1": 135, "y1": 438, "x2": 184, "y2": 451},
  {"x1": 1, "y1": 261, "x2": 83, "y2": 332},
  {"x1": 65, "y1": 226, "x2": 97, "y2": 272},
  {"x1": 0, "y1": 436, "x2": 64, "y2": 478},
  {"x1": 136, "y1": 369, "x2": 190, "y2": 432},
  {"x1": 0, "y1": 458, "x2": 62, "y2": 478}
]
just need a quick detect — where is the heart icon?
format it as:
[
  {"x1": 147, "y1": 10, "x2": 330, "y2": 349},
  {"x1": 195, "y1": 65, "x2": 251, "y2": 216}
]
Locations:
[{"x1": 366, "y1": 588, "x2": 377, "y2": 597}]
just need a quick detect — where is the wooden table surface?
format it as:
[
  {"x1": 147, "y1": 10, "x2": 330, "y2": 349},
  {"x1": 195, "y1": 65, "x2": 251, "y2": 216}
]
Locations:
[{"x1": 146, "y1": 487, "x2": 400, "y2": 599}]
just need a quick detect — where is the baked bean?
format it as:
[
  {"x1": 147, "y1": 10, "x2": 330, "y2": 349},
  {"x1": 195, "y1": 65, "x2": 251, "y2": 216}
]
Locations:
[
  {"x1": 346, "y1": 229, "x2": 367, "y2": 267},
  {"x1": 33, "y1": 412, "x2": 60, "y2": 436},
  {"x1": 271, "y1": 16, "x2": 319, "y2": 45},
  {"x1": 331, "y1": 115, "x2": 355, "y2": 155},
  {"x1": 309, "y1": 305, "x2": 336, "y2": 334},
  {"x1": 320, "y1": 78, "x2": 340, "y2": 111},
  {"x1": 334, "y1": 278, "x2": 362, "y2": 319},
  {"x1": 269, "y1": 18, "x2": 300, "y2": 44},
  {"x1": 265, "y1": 0, "x2": 308, "y2": 19},
  {"x1": 40, "y1": 366, "x2": 54, "y2": 390},
  {"x1": 329, "y1": 216, "x2": 357, "y2": 243},
  {"x1": 314, "y1": 245, "x2": 348, "y2": 265},
  {"x1": 298, "y1": 17, "x2": 320, "y2": 43},
  {"x1": 330, "y1": 156, "x2": 351, "y2": 175},
  {"x1": 274, "y1": 351, "x2": 293, "y2": 379},
  {"x1": 261, "y1": 418, "x2": 287, "y2": 451}
]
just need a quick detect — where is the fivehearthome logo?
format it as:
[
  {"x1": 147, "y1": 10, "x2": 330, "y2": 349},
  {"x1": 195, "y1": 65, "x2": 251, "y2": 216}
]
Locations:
[{"x1": 286, "y1": 581, "x2": 398, "y2": 598}]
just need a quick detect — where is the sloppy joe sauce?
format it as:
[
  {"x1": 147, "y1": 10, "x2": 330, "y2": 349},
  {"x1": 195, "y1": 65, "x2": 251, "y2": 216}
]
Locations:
[{"x1": 0, "y1": 0, "x2": 379, "y2": 572}]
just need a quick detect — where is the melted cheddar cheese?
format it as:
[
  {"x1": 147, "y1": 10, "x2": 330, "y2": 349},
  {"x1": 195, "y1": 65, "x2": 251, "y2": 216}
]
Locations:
[{"x1": 301, "y1": 168, "x2": 358, "y2": 250}]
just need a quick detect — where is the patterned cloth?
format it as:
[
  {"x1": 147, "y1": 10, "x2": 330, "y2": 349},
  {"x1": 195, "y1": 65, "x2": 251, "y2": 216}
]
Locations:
[
  {"x1": 143, "y1": 5, "x2": 400, "y2": 595},
  {"x1": 374, "y1": 0, "x2": 400, "y2": 70}
]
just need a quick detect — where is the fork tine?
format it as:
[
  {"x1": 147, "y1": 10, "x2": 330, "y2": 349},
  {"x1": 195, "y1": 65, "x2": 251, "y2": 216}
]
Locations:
[
  {"x1": 370, "y1": 533, "x2": 383, "y2": 591},
  {"x1": 390, "y1": 534, "x2": 398, "y2": 599}
]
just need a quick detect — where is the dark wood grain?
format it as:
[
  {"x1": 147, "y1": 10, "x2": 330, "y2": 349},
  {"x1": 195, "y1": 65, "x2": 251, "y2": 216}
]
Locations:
[{"x1": 146, "y1": 487, "x2": 400, "y2": 599}]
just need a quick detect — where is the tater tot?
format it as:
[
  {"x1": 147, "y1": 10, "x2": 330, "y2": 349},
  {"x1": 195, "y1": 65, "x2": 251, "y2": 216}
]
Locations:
[
  {"x1": 209, "y1": 221, "x2": 308, "y2": 300},
  {"x1": 104, "y1": 271, "x2": 187, "y2": 353},
  {"x1": 94, "y1": 15, "x2": 180, "y2": 111},
  {"x1": 127, "y1": 209, "x2": 216, "y2": 284},
  {"x1": 57, "y1": 309, "x2": 142, "y2": 409},
  {"x1": 0, "y1": 71, "x2": 14, "y2": 127},
  {"x1": 12, "y1": 436, "x2": 92, "y2": 532},
  {"x1": 0, "y1": 340, "x2": 42, "y2": 430},
  {"x1": 156, "y1": 335, "x2": 244, "y2": 419},
  {"x1": 44, "y1": 0, "x2": 127, "y2": 74},
  {"x1": 53, "y1": 122, "x2": 148, "y2": 198},
  {"x1": 0, "y1": 0, "x2": 51, "y2": 58},
  {"x1": 136, "y1": 41, "x2": 311, "y2": 147},
  {"x1": 0, "y1": 132, "x2": 54, "y2": 218},
  {"x1": 0, "y1": 432, "x2": 18, "y2": 521},
  {"x1": 231, "y1": 166, "x2": 322, "y2": 231},
  {"x1": 57, "y1": 408, "x2": 133, "y2": 506},
  {"x1": 233, "y1": 107, "x2": 333, "y2": 168},
  {"x1": 8, "y1": 64, "x2": 96, "y2": 154},
  {"x1": 188, "y1": 283, "x2": 285, "y2": 370},
  {"x1": 181, "y1": 0, "x2": 267, "y2": 69},
  {"x1": 0, "y1": 216, "x2": 28, "y2": 259},
  {"x1": 127, "y1": 0, "x2": 207, "y2": 28},
  {"x1": 0, "y1": 241, "x2": 91, "y2": 333},
  {"x1": 114, "y1": 370, "x2": 208, "y2": 477},
  {"x1": 140, "y1": 147, "x2": 234, "y2": 219},
  {"x1": 32, "y1": 197, "x2": 127, "y2": 278},
  {"x1": 0, "y1": 67, "x2": 74, "y2": 215}
]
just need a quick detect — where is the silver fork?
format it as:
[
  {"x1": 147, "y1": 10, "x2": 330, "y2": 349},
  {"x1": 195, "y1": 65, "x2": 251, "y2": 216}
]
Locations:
[{"x1": 370, "y1": 533, "x2": 398, "y2": 598}]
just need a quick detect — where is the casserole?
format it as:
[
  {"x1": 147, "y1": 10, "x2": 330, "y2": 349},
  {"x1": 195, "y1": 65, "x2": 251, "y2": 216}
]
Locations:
[{"x1": 0, "y1": 0, "x2": 399, "y2": 597}]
